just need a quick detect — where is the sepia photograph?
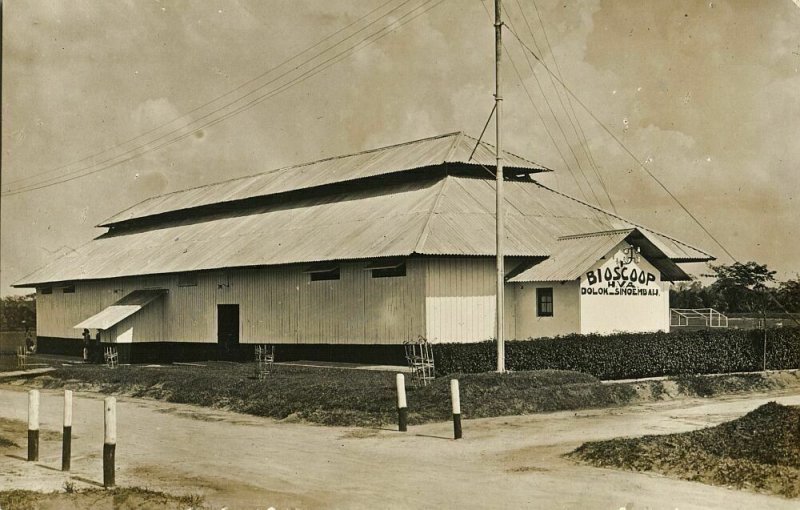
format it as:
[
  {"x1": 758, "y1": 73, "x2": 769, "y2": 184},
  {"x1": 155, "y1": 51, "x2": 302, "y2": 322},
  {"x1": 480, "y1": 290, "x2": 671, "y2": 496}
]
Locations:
[{"x1": 1, "y1": 1, "x2": 799, "y2": 508}]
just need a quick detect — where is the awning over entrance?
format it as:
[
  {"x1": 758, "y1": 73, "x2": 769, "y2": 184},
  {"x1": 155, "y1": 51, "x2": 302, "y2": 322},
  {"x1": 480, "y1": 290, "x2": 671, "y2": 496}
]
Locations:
[{"x1": 74, "y1": 289, "x2": 166, "y2": 330}]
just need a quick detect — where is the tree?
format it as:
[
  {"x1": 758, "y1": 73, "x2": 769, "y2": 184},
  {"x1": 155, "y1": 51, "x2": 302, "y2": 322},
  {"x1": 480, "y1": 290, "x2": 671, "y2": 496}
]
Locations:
[
  {"x1": 777, "y1": 277, "x2": 800, "y2": 313},
  {"x1": 670, "y1": 281, "x2": 708, "y2": 308},
  {"x1": 0, "y1": 294, "x2": 36, "y2": 331},
  {"x1": 707, "y1": 261, "x2": 776, "y2": 314}
]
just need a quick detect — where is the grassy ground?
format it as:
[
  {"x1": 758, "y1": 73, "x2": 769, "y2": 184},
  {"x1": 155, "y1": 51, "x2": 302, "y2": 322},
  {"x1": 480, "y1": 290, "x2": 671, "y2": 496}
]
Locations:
[
  {"x1": 0, "y1": 488, "x2": 206, "y2": 510},
  {"x1": 0, "y1": 417, "x2": 62, "y2": 445},
  {"x1": 0, "y1": 436, "x2": 17, "y2": 448},
  {"x1": 0, "y1": 353, "x2": 64, "y2": 372},
  {"x1": 10, "y1": 362, "x2": 797, "y2": 427},
  {"x1": 569, "y1": 402, "x2": 800, "y2": 498},
  {"x1": 671, "y1": 372, "x2": 776, "y2": 397},
  {"x1": 24, "y1": 362, "x2": 638, "y2": 426}
]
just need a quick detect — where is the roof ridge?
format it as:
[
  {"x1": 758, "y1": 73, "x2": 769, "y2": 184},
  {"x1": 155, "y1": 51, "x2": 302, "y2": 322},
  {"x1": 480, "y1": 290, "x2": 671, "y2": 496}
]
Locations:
[
  {"x1": 532, "y1": 180, "x2": 714, "y2": 259},
  {"x1": 558, "y1": 228, "x2": 635, "y2": 241},
  {"x1": 444, "y1": 131, "x2": 464, "y2": 161},
  {"x1": 413, "y1": 177, "x2": 450, "y2": 253},
  {"x1": 458, "y1": 133, "x2": 549, "y2": 170},
  {"x1": 99, "y1": 132, "x2": 466, "y2": 227}
]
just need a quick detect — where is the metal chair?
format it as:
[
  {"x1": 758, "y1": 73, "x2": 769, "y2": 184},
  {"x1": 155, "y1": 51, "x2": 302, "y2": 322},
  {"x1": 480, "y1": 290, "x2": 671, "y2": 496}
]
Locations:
[
  {"x1": 255, "y1": 345, "x2": 275, "y2": 379},
  {"x1": 16, "y1": 346, "x2": 27, "y2": 369},
  {"x1": 404, "y1": 338, "x2": 435, "y2": 386},
  {"x1": 104, "y1": 346, "x2": 119, "y2": 368}
]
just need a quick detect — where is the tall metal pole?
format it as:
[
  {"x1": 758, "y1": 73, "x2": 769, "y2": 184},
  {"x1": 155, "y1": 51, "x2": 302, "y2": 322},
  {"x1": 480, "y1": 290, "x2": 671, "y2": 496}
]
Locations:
[{"x1": 495, "y1": 0, "x2": 505, "y2": 373}]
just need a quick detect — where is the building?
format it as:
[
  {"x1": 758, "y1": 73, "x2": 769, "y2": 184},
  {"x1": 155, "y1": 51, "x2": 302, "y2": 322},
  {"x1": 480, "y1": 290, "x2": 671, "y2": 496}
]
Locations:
[{"x1": 14, "y1": 132, "x2": 713, "y2": 363}]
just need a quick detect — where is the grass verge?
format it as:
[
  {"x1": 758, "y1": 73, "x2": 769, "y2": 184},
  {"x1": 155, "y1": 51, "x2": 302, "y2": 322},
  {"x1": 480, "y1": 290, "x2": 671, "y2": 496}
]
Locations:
[
  {"x1": 27, "y1": 363, "x2": 635, "y2": 426},
  {"x1": 671, "y1": 372, "x2": 775, "y2": 397},
  {"x1": 569, "y1": 402, "x2": 800, "y2": 498},
  {"x1": 0, "y1": 487, "x2": 206, "y2": 510},
  {"x1": 14, "y1": 363, "x2": 798, "y2": 427}
]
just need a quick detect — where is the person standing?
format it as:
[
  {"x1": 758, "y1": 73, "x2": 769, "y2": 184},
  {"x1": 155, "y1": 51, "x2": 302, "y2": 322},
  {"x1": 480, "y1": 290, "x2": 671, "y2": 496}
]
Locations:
[
  {"x1": 91, "y1": 329, "x2": 103, "y2": 364},
  {"x1": 82, "y1": 328, "x2": 91, "y2": 362},
  {"x1": 24, "y1": 328, "x2": 35, "y2": 354}
]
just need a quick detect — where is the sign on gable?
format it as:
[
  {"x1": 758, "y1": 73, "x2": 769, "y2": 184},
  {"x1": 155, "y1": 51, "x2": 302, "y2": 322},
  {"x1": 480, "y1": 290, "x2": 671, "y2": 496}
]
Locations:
[{"x1": 580, "y1": 244, "x2": 661, "y2": 297}]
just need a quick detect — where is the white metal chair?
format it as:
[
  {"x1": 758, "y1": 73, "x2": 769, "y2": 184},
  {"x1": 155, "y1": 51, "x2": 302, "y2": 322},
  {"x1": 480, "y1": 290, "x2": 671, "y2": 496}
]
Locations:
[
  {"x1": 404, "y1": 338, "x2": 435, "y2": 386},
  {"x1": 16, "y1": 346, "x2": 27, "y2": 369},
  {"x1": 104, "y1": 346, "x2": 119, "y2": 368},
  {"x1": 255, "y1": 345, "x2": 275, "y2": 379}
]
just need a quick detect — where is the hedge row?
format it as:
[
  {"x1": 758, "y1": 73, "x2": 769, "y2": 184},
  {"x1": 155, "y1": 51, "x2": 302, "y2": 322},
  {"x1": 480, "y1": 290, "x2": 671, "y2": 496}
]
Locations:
[{"x1": 432, "y1": 327, "x2": 800, "y2": 380}]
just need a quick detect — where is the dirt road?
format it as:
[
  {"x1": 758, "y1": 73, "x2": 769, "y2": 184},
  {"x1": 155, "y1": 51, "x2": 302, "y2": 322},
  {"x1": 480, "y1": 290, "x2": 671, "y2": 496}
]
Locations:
[{"x1": 1, "y1": 385, "x2": 798, "y2": 509}]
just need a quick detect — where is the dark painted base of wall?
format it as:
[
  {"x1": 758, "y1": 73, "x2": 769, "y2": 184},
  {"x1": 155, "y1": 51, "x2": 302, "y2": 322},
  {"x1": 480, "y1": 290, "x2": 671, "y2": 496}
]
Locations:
[
  {"x1": 36, "y1": 337, "x2": 407, "y2": 366},
  {"x1": 37, "y1": 337, "x2": 83, "y2": 357}
]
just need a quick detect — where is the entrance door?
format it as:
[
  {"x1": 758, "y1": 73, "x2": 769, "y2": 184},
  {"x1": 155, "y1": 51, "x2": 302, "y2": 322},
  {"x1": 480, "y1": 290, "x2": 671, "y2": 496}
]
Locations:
[{"x1": 217, "y1": 304, "x2": 239, "y2": 359}]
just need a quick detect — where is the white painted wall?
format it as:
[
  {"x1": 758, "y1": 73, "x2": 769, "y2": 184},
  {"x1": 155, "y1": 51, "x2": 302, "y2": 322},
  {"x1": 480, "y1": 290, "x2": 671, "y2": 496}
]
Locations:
[
  {"x1": 512, "y1": 281, "x2": 580, "y2": 339},
  {"x1": 424, "y1": 258, "x2": 495, "y2": 343},
  {"x1": 35, "y1": 250, "x2": 674, "y2": 346},
  {"x1": 579, "y1": 241, "x2": 671, "y2": 334},
  {"x1": 36, "y1": 260, "x2": 426, "y2": 344}
]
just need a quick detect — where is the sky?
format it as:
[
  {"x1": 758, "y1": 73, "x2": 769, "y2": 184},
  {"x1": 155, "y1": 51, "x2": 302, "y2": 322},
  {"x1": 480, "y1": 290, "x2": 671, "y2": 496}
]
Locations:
[{"x1": 2, "y1": 0, "x2": 799, "y2": 296}]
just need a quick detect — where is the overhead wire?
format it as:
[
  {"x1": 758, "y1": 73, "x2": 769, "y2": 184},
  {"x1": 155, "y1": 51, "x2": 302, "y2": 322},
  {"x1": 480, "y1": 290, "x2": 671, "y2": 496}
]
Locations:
[
  {"x1": 502, "y1": 11, "x2": 606, "y2": 210},
  {"x1": 3, "y1": 0, "x2": 445, "y2": 196},
  {"x1": 4, "y1": 0, "x2": 427, "y2": 194},
  {"x1": 477, "y1": 0, "x2": 592, "y2": 205},
  {"x1": 505, "y1": 23, "x2": 733, "y2": 257},
  {"x1": 503, "y1": 22, "x2": 799, "y2": 327},
  {"x1": 468, "y1": 104, "x2": 496, "y2": 161},
  {"x1": 510, "y1": 0, "x2": 599, "y2": 191},
  {"x1": 516, "y1": 0, "x2": 617, "y2": 213},
  {"x1": 467, "y1": 103, "x2": 551, "y2": 219},
  {"x1": 2, "y1": 0, "x2": 402, "y2": 190}
]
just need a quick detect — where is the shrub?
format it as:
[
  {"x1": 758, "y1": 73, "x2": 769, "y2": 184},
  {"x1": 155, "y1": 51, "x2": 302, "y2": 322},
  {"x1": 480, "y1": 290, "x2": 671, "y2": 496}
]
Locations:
[{"x1": 433, "y1": 327, "x2": 800, "y2": 379}]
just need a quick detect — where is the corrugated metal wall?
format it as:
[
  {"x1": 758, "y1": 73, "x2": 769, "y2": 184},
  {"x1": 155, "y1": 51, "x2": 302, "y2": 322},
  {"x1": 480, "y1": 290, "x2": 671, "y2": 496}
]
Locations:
[
  {"x1": 38, "y1": 256, "x2": 603, "y2": 346},
  {"x1": 36, "y1": 260, "x2": 426, "y2": 345},
  {"x1": 37, "y1": 278, "x2": 163, "y2": 340},
  {"x1": 109, "y1": 297, "x2": 165, "y2": 343},
  {"x1": 424, "y1": 258, "x2": 497, "y2": 343}
]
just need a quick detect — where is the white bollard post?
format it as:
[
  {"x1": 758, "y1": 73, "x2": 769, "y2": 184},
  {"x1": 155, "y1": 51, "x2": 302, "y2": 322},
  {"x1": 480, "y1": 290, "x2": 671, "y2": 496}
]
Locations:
[
  {"x1": 103, "y1": 397, "x2": 116, "y2": 487},
  {"x1": 62, "y1": 390, "x2": 72, "y2": 471},
  {"x1": 450, "y1": 379, "x2": 462, "y2": 440},
  {"x1": 396, "y1": 373, "x2": 408, "y2": 432},
  {"x1": 28, "y1": 390, "x2": 39, "y2": 461}
]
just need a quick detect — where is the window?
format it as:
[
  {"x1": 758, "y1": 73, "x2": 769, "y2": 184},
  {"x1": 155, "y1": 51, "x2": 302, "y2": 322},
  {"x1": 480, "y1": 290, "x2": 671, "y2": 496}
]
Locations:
[
  {"x1": 178, "y1": 273, "x2": 198, "y2": 287},
  {"x1": 537, "y1": 287, "x2": 553, "y2": 317},
  {"x1": 40, "y1": 287, "x2": 52, "y2": 295},
  {"x1": 310, "y1": 267, "x2": 340, "y2": 281},
  {"x1": 305, "y1": 264, "x2": 340, "y2": 281},
  {"x1": 372, "y1": 263, "x2": 406, "y2": 278},
  {"x1": 366, "y1": 259, "x2": 406, "y2": 278},
  {"x1": 62, "y1": 285, "x2": 76, "y2": 294}
]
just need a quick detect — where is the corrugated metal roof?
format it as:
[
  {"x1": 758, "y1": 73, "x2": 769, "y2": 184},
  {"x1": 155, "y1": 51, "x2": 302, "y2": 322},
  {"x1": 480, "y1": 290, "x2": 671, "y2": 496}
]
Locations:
[
  {"x1": 422, "y1": 177, "x2": 712, "y2": 262},
  {"x1": 15, "y1": 176, "x2": 711, "y2": 286},
  {"x1": 508, "y1": 228, "x2": 692, "y2": 282},
  {"x1": 509, "y1": 230, "x2": 632, "y2": 282},
  {"x1": 100, "y1": 131, "x2": 549, "y2": 227},
  {"x1": 73, "y1": 289, "x2": 165, "y2": 330}
]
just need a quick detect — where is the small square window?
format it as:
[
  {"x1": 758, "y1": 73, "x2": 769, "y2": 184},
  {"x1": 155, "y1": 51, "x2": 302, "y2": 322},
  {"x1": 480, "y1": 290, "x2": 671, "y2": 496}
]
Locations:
[
  {"x1": 178, "y1": 274, "x2": 198, "y2": 287},
  {"x1": 40, "y1": 287, "x2": 53, "y2": 295},
  {"x1": 62, "y1": 285, "x2": 76, "y2": 294},
  {"x1": 537, "y1": 287, "x2": 553, "y2": 317}
]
